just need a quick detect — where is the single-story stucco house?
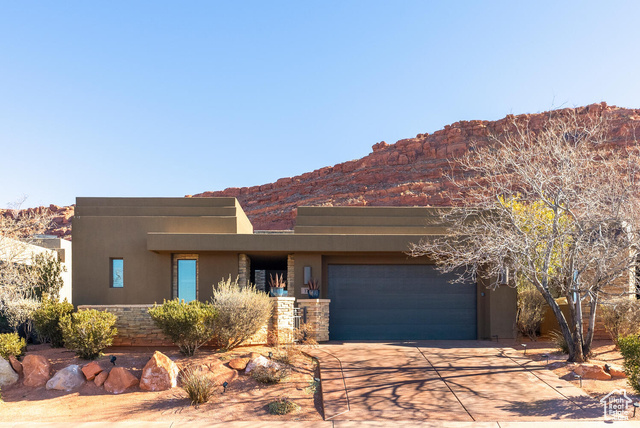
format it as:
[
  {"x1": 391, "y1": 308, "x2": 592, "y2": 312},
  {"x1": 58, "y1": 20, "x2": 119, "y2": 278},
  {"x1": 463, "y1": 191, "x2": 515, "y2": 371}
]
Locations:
[{"x1": 72, "y1": 197, "x2": 516, "y2": 341}]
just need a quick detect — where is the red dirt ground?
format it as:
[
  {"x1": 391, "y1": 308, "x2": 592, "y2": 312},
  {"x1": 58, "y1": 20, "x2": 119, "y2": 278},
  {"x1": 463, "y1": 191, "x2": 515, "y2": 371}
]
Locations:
[
  {"x1": 0, "y1": 344, "x2": 323, "y2": 423},
  {"x1": 504, "y1": 339, "x2": 636, "y2": 402}
]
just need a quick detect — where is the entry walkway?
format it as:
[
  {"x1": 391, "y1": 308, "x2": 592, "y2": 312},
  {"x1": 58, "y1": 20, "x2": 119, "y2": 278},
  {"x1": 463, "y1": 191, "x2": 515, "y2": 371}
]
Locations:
[{"x1": 308, "y1": 341, "x2": 604, "y2": 422}]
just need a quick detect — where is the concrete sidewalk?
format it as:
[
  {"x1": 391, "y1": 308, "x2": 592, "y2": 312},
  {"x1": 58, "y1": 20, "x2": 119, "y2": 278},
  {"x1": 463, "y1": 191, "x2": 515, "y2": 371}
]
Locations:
[
  {"x1": 308, "y1": 341, "x2": 609, "y2": 422},
  {"x1": 2, "y1": 421, "x2": 640, "y2": 427}
]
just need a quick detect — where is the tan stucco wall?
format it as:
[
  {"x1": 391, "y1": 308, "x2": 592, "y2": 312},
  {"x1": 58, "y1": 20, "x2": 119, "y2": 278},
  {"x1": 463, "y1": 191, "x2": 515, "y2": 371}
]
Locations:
[
  {"x1": 291, "y1": 253, "x2": 322, "y2": 299},
  {"x1": 295, "y1": 206, "x2": 452, "y2": 235},
  {"x1": 73, "y1": 198, "x2": 250, "y2": 305}
]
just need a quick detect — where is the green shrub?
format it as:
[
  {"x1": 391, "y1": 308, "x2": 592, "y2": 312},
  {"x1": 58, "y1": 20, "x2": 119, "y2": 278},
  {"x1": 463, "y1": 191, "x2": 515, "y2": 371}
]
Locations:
[
  {"x1": 32, "y1": 298, "x2": 74, "y2": 347},
  {"x1": 549, "y1": 330, "x2": 570, "y2": 354},
  {"x1": 250, "y1": 365, "x2": 290, "y2": 384},
  {"x1": 600, "y1": 299, "x2": 640, "y2": 346},
  {"x1": 32, "y1": 252, "x2": 66, "y2": 300},
  {"x1": 516, "y1": 282, "x2": 547, "y2": 341},
  {"x1": 60, "y1": 309, "x2": 117, "y2": 359},
  {"x1": 268, "y1": 397, "x2": 300, "y2": 415},
  {"x1": 618, "y1": 335, "x2": 640, "y2": 394},
  {"x1": 148, "y1": 299, "x2": 217, "y2": 356},
  {"x1": 212, "y1": 276, "x2": 273, "y2": 351},
  {"x1": 0, "y1": 332, "x2": 26, "y2": 359},
  {"x1": 180, "y1": 367, "x2": 216, "y2": 405}
]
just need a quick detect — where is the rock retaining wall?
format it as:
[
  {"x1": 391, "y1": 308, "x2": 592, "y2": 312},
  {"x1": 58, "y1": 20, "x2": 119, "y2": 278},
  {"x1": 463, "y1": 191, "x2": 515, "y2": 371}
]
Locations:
[{"x1": 78, "y1": 296, "x2": 329, "y2": 348}]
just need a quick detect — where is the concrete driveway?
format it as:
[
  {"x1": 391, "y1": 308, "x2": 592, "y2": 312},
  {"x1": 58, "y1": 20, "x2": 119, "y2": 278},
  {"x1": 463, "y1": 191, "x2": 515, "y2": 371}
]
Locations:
[{"x1": 308, "y1": 341, "x2": 603, "y2": 422}]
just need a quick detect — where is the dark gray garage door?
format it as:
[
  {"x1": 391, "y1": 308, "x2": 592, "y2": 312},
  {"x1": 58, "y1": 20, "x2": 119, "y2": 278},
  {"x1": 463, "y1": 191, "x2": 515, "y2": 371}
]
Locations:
[{"x1": 328, "y1": 264, "x2": 477, "y2": 340}]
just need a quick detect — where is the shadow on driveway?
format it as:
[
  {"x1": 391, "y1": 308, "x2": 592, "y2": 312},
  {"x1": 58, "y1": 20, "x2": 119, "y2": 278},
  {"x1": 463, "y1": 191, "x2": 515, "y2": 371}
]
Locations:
[{"x1": 312, "y1": 341, "x2": 603, "y2": 421}]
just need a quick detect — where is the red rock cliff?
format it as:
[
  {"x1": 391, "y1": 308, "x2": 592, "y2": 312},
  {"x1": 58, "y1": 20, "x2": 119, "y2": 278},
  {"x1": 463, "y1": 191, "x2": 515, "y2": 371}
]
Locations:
[
  {"x1": 190, "y1": 103, "x2": 640, "y2": 230},
  {"x1": 6, "y1": 103, "x2": 640, "y2": 238}
]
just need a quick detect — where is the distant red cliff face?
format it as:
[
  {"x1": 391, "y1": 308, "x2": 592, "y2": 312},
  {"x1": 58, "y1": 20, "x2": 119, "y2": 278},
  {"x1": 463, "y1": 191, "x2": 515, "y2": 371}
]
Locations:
[
  {"x1": 0, "y1": 204, "x2": 74, "y2": 239},
  {"x1": 189, "y1": 103, "x2": 640, "y2": 230},
  {"x1": 7, "y1": 103, "x2": 640, "y2": 238}
]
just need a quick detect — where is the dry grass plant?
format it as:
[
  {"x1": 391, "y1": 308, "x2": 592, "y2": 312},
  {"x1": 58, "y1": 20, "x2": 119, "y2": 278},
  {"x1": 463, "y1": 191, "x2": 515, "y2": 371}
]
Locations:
[
  {"x1": 212, "y1": 276, "x2": 273, "y2": 351},
  {"x1": 180, "y1": 366, "x2": 217, "y2": 405}
]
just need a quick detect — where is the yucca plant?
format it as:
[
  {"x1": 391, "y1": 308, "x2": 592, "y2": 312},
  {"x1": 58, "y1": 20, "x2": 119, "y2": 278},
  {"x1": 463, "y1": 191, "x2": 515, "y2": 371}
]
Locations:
[{"x1": 180, "y1": 367, "x2": 216, "y2": 405}]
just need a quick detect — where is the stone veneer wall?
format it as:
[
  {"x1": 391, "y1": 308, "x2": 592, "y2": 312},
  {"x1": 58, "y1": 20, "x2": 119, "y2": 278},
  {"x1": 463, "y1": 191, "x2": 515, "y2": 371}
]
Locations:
[
  {"x1": 287, "y1": 254, "x2": 294, "y2": 294},
  {"x1": 297, "y1": 299, "x2": 330, "y2": 342},
  {"x1": 77, "y1": 305, "x2": 174, "y2": 347},
  {"x1": 238, "y1": 254, "x2": 250, "y2": 288},
  {"x1": 269, "y1": 297, "x2": 296, "y2": 345},
  {"x1": 78, "y1": 296, "x2": 315, "y2": 348}
]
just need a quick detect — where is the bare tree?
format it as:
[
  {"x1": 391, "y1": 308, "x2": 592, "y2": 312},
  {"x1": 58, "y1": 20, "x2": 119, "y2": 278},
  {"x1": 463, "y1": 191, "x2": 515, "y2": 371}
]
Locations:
[
  {"x1": 410, "y1": 108, "x2": 640, "y2": 362},
  {"x1": 0, "y1": 198, "x2": 53, "y2": 331}
]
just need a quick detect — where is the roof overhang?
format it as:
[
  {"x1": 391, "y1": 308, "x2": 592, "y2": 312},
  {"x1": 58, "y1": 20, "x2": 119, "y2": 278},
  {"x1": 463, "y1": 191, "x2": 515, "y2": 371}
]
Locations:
[{"x1": 147, "y1": 233, "x2": 440, "y2": 253}]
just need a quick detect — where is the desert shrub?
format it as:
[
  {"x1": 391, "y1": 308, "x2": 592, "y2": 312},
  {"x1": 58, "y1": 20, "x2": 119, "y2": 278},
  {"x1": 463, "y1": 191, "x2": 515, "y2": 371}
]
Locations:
[
  {"x1": 549, "y1": 330, "x2": 570, "y2": 354},
  {"x1": 516, "y1": 282, "x2": 547, "y2": 341},
  {"x1": 270, "y1": 347, "x2": 297, "y2": 366},
  {"x1": 250, "y1": 365, "x2": 290, "y2": 384},
  {"x1": 148, "y1": 299, "x2": 217, "y2": 356},
  {"x1": 212, "y1": 277, "x2": 273, "y2": 351},
  {"x1": 268, "y1": 397, "x2": 300, "y2": 415},
  {"x1": 60, "y1": 309, "x2": 117, "y2": 359},
  {"x1": 3, "y1": 297, "x2": 40, "y2": 339},
  {"x1": 0, "y1": 332, "x2": 26, "y2": 359},
  {"x1": 180, "y1": 366, "x2": 216, "y2": 405},
  {"x1": 32, "y1": 252, "x2": 65, "y2": 300},
  {"x1": 600, "y1": 299, "x2": 640, "y2": 346},
  {"x1": 618, "y1": 335, "x2": 640, "y2": 394},
  {"x1": 32, "y1": 298, "x2": 73, "y2": 347}
]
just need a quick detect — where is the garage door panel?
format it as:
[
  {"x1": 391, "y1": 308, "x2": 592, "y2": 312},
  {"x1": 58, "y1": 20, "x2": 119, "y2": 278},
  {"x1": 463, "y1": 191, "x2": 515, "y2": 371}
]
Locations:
[
  {"x1": 331, "y1": 309, "x2": 477, "y2": 325},
  {"x1": 330, "y1": 295, "x2": 475, "y2": 311},
  {"x1": 328, "y1": 264, "x2": 477, "y2": 340},
  {"x1": 330, "y1": 324, "x2": 477, "y2": 341}
]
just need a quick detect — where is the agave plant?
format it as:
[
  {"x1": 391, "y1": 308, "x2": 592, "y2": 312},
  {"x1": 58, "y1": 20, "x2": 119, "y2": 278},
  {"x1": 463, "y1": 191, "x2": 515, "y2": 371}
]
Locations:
[{"x1": 307, "y1": 278, "x2": 319, "y2": 290}]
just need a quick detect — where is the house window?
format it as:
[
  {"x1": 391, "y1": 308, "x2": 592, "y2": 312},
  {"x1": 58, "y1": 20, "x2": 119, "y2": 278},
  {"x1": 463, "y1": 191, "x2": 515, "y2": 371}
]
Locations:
[
  {"x1": 111, "y1": 258, "x2": 124, "y2": 288},
  {"x1": 177, "y1": 259, "x2": 197, "y2": 302}
]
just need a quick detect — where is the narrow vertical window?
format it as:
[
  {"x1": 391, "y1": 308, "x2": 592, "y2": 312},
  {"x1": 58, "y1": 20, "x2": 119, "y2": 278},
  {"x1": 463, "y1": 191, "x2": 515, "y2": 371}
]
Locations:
[
  {"x1": 111, "y1": 258, "x2": 124, "y2": 288},
  {"x1": 177, "y1": 259, "x2": 197, "y2": 302}
]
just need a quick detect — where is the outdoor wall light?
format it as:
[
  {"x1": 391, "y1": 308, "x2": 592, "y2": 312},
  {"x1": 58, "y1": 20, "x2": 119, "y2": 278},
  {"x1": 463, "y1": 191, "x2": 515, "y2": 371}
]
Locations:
[
  {"x1": 574, "y1": 374, "x2": 582, "y2": 387},
  {"x1": 304, "y1": 266, "x2": 311, "y2": 285}
]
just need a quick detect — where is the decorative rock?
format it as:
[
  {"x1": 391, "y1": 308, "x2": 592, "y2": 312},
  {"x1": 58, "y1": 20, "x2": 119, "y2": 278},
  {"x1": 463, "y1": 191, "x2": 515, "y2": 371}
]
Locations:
[
  {"x1": 82, "y1": 361, "x2": 103, "y2": 381},
  {"x1": 574, "y1": 364, "x2": 612, "y2": 380},
  {"x1": 9, "y1": 355, "x2": 23, "y2": 376},
  {"x1": 140, "y1": 351, "x2": 179, "y2": 391},
  {"x1": 0, "y1": 357, "x2": 19, "y2": 387},
  {"x1": 94, "y1": 369, "x2": 109, "y2": 387},
  {"x1": 46, "y1": 365, "x2": 85, "y2": 391},
  {"x1": 22, "y1": 354, "x2": 52, "y2": 387},
  {"x1": 208, "y1": 360, "x2": 238, "y2": 385},
  {"x1": 245, "y1": 355, "x2": 281, "y2": 375},
  {"x1": 104, "y1": 367, "x2": 138, "y2": 394},
  {"x1": 607, "y1": 364, "x2": 626, "y2": 379},
  {"x1": 249, "y1": 352, "x2": 262, "y2": 360},
  {"x1": 229, "y1": 357, "x2": 250, "y2": 371}
]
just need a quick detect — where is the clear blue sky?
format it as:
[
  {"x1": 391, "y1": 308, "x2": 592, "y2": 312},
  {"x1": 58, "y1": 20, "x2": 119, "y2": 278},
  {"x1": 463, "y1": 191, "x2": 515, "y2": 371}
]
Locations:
[{"x1": 2, "y1": 1, "x2": 639, "y2": 209}]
